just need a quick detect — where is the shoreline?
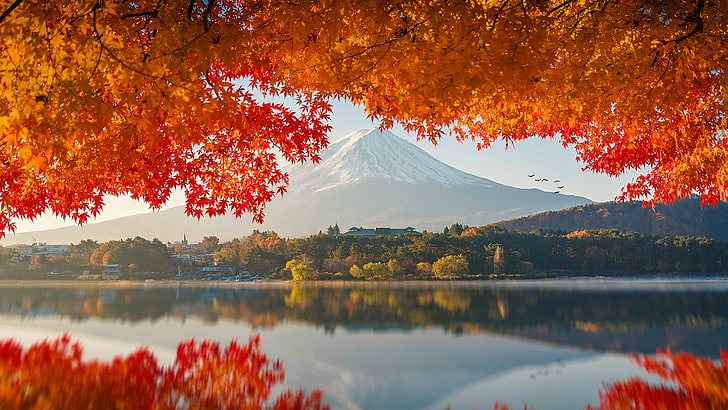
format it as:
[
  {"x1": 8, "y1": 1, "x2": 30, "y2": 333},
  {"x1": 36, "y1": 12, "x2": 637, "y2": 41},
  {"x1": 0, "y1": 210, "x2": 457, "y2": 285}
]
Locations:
[{"x1": 1, "y1": 275, "x2": 728, "y2": 289}]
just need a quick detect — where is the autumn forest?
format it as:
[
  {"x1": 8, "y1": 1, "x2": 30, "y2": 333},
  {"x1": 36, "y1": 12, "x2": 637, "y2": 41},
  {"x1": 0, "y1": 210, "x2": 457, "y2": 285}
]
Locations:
[{"x1": 2, "y1": 224, "x2": 727, "y2": 281}]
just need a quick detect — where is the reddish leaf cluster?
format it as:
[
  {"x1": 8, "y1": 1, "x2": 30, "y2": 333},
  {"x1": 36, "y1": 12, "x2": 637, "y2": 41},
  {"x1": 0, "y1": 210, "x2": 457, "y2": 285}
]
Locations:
[
  {"x1": 0, "y1": 334, "x2": 328, "y2": 409},
  {"x1": 2, "y1": 1, "x2": 728, "y2": 235},
  {"x1": 588, "y1": 349, "x2": 728, "y2": 410},
  {"x1": 0, "y1": 0, "x2": 331, "y2": 236}
]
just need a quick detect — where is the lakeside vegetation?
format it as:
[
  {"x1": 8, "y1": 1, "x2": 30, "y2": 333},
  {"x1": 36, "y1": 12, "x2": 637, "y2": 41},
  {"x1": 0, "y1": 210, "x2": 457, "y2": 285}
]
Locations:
[{"x1": 1, "y1": 224, "x2": 727, "y2": 281}]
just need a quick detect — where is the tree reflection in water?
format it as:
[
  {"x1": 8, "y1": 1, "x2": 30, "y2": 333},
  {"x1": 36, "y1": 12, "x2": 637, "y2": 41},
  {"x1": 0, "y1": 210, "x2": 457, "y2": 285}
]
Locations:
[
  {"x1": 1, "y1": 283, "x2": 727, "y2": 355},
  {"x1": 1, "y1": 283, "x2": 727, "y2": 408},
  {"x1": 0, "y1": 333, "x2": 327, "y2": 409}
]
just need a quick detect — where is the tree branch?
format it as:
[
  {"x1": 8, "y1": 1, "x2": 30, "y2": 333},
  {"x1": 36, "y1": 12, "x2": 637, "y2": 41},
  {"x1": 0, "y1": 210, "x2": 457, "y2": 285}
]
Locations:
[
  {"x1": 670, "y1": 0, "x2": 705, "y2": 44},
  {"x1": 0, "y1": 0, "x2": 23, "y2": 24},
  {"x1": 121, "y1": 11, "x2": 158, "y2": 19}
]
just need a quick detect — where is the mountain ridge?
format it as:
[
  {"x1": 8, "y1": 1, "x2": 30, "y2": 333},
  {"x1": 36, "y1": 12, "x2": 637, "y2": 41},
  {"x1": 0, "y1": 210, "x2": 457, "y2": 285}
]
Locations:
[{"x1": 493, "y1": 198, "x2": 728, "y2": 241}]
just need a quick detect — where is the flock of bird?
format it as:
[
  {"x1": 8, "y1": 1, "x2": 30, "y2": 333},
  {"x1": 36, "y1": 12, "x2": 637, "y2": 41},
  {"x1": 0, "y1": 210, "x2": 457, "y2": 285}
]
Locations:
[{"x1": 528, "y1": 174, "x2": 565, "y2": 193}]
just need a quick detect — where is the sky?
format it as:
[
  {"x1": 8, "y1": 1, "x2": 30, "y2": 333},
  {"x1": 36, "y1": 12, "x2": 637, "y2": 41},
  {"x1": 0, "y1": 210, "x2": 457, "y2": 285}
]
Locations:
[{"x1": 11, "y1": 99, "x2": 639, "y2": 234}]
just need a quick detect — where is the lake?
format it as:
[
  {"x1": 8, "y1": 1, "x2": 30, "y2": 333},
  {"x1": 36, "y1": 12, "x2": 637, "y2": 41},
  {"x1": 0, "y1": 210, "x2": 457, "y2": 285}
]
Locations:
[{"x1": 0, "y1": 278, "x2": 727, "y2": 409}]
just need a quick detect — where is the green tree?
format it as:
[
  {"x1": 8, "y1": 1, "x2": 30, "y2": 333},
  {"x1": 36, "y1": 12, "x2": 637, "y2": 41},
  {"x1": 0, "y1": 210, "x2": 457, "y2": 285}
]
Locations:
[
  {"x1": 349, "y1": 264, "x2": 366, "y2": 280},
  {"x1": 432, "y1": 255, "x2": 469, "y2": 279},
  {"x1": 288, "y1": 260, "x2": 317, "y2": 281},
  {"x1": 387, "y1": 259, "x2": 406, "y2": 277},
  {"x1": 416, "y1": 262, "x2": 433, "y2": 277},
  {"x1": 362, "y1": 262, "x2": 392, "y2": 280},
  {"x1": 66, "y1": 239, "x2": 99, "y2": 265},
  {"x1": 198, "y1": 236, "x2": 221, "y2": 254},
  {"x1": 90, "y1": 237, "x2": 173, "y2": 273}
]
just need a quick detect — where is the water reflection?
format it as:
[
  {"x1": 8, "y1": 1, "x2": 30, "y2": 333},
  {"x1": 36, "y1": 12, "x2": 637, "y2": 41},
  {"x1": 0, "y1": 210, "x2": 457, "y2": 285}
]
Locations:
[{"x1": 1, "y1": 281, "x2": 727, "y2": 356}]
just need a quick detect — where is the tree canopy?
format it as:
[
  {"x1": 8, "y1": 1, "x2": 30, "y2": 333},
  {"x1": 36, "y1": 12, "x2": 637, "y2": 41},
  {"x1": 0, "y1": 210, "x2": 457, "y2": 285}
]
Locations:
[{"x1": 1, "y1": 0, "x2": 726, "y2": 236}]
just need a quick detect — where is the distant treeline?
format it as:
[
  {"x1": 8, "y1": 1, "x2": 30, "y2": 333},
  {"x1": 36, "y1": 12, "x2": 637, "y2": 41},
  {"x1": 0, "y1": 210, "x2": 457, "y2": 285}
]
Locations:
[
  {"x1": 494, "y1": 198, "x2": 728, "y2": 242},
  {"x1": 214, "y1": 225, "x2": 728, "y2": 279},
  {"x1": 2, "y1": 224, "x2": 727, "y2": 279}
]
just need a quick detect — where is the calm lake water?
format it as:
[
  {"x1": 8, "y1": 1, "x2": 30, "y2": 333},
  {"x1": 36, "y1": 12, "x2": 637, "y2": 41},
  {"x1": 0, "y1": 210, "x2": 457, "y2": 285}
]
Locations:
[{"x1": 1, "y1": 279, "x2": 727, "y2": 409}]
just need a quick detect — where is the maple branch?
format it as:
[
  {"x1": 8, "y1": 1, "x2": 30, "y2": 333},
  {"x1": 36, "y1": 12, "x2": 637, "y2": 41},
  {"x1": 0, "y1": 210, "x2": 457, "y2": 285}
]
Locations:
[
  {"x1": 344, "y1": 40, "x2": 394, "y2": 88},
  {"x1": 187, "y1": 0, "x2": 195, "y2": 20},
  {"x1": 0, "y1": 0, "x2": 23, "y2": 24},
  {"x1": 546, "y1": 0, "x2": 575, "y2": 17},
  {"x1": 121, "y1": 10, "x2": 158, "y2": 19},
  {"x1": 90, "y1": 2, "x2": 195, "y2": 94},
  {"x1": 87, "y1": 40, "x2": 104, "y2": 82},
  {"x1": 485, "y1": 0, "x2": 515, "y2": 31},
  {"x1": 333, "y1": 17, "x2": 429, "y2": 63},
  {"x1": 201, "y1": 0, "x2": 215, "y2": 32},
  {"x1": 669, "y1": 0, "x2": 705, "y2": 44}
]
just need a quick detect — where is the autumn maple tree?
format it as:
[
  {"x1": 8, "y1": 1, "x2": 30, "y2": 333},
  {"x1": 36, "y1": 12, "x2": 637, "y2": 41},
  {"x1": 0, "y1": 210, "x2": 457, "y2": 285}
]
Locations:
[
  {"x1": 588, "y1": 349, "x2": 728, "y2": 409},
  {"x1": 1, "y1": 0, "x2": 726, "y2": 235},
  {"x1": 0, "y1": 334, "x2": 328, "y2": 409}
]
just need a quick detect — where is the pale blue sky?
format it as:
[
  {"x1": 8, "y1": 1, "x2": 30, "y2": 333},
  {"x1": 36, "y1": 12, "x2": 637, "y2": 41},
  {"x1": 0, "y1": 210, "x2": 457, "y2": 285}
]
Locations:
[{"x1": 12, "y1": 100, "x2": 638, "y2": 233}]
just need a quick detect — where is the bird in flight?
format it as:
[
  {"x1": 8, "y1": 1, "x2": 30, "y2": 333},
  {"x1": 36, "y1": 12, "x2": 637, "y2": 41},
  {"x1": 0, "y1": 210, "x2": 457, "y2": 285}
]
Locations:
[
  {"x1": 554, "y1": 179, "x2": 561, "y2": 183},
  {"x1": 554, "y1": 190, "x2": 561, "y2": 193},
  {"x1": 528, "y1": 174, "x2": 535, "y2": 177},
  {"x1": 557, "y1": 186, "x2": 565, "y2": 189}
]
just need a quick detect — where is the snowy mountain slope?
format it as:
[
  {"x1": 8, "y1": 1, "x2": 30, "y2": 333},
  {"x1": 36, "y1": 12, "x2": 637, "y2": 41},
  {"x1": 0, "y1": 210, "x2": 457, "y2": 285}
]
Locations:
[
  {"x1": 284, "y1": 129, "x2": 493, "y2": 194},
  {"x1": 2, "y1": 129, "x2": 593, "y2": 244}
]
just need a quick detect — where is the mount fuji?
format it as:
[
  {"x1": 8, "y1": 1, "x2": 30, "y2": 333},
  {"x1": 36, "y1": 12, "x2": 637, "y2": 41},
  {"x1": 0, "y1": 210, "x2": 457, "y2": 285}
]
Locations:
[{"x1": 2, "y1": 129, "x2": 592, "y2": 244}]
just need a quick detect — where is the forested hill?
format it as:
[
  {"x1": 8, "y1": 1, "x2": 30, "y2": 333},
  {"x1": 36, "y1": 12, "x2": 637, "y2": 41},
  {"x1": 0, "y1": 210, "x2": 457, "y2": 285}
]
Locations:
[{"x1": 493, "y1": 198, "x2": 728, "y2": 242}]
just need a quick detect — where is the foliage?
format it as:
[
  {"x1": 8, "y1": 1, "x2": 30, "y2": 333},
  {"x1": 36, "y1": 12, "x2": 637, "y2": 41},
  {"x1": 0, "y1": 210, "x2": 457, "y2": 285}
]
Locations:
[
  {"x1": 216, "y1": 231, "x2": 287, "y2": 267},
  {"x1": 0, "y1": 334, "x2": 327, "y2": 409},
  {"x1": 349, "y1": 264, "x2": 365, "y2": 279},
  {"x1": 89, "y1": 236, "x2": 172, "y2": 273},
  {"x1": 287, "y1": 259, "x2": 317, "y2": 281},
  {"x1": 588, "y1": 349, "x2": 728, "y2": 410},
  {"x1": 2, "y1": 1, "x2": 728, "y2": 235},
  {"x1": 432, "y1": 255, "x2": 469, "y2": 279},
  {"x1": 0, "y1": 0, "x2": 331, "y2": 236},
  {"x1": 197, "y1": 236, "x2": 221, "y2": 254},
  {"x1": 276, "y1": 225, "x2": 728, "y2": 278},
  {"x1": 346, "y1": 259, "x2": 402, "y2": 280},
  {"x1": 415, "y1": 262, "x2": 432, "y2": 277},
  {"x1": 270, "y1": 0, "x2": 728, "y2": 206},
  {"x1": 3, "y1": 225, "x2": 728, "y2": 278},
  {"x1": 361, "y1": 262, "x2": 393, "y2": 280},
  {"x1": 495, "y1": 198, "x2": 728, "y2": 242},
  {"x1": 443, "y1": 223, "x2": 468, "y2": 237},
  {"x1": 66, "y1": 239, "x2": 100, "y2": 265}
]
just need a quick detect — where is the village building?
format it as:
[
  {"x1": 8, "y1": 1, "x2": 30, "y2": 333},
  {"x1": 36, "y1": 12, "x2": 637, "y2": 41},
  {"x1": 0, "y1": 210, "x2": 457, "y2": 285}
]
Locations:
[{"x1": 101, "y1": 264, "x2": 122, "y2": 280}]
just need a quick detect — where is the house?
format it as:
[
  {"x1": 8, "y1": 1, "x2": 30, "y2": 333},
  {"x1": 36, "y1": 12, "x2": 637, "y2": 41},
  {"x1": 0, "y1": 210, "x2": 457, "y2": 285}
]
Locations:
[
  {"x1": 199, "y1": 263, "x2": 236, "y2": 277},
  {"x1": 102, "y1": 264, "x2": 122, "y2": 280},
  {"x1": 342, "y1": 227, "x2": 421, "y2": 236},
  {"x1": 42, "y1": 244, "x2": 68, "y2": 255}
]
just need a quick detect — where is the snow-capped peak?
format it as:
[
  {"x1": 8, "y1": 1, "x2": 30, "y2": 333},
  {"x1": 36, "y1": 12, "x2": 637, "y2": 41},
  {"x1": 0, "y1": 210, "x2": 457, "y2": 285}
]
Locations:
[{"x1": 284, "y1": 128, "x2": 496, "y2": 194}]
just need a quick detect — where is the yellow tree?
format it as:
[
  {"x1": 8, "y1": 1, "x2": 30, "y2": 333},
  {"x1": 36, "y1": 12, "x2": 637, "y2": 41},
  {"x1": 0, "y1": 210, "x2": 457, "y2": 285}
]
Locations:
[{"x1": 1, "y1": 0, "x2": 727, "y2": 235}]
